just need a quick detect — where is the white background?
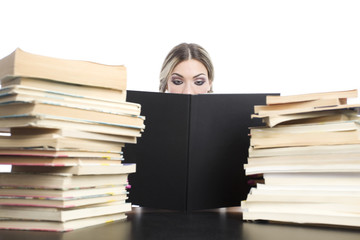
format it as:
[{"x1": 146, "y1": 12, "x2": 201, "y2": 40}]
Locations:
[
  {"x1": 1, "y1": 0, "x2": 359, "y2": 94},
  {"x1": 1, "y1": 0, "x2": 360, "y2": 171}
]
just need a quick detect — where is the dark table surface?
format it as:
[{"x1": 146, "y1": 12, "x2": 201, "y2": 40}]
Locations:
[{"x1": 0, "y1": 207, "x2": 359, "y2": 240}]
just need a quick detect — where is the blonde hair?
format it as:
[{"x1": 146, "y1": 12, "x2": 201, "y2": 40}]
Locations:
[{"x1": 159, "y1": 43, "x2": 214, "y2": 93}]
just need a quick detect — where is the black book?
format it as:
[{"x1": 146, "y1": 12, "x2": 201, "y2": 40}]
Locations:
[{"x1": 124, "y1": 91, "x2": 276, "y2": 211}]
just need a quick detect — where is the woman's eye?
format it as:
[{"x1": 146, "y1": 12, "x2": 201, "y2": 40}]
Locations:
[
  {"x1": 194, "y1": 80, "x2": 205, "y2": 86},
  {"x1": 171, "y1": 79, "x2": 183, "y2": 85}
]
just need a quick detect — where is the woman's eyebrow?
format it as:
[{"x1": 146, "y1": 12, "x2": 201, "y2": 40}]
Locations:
[
  {"x1": 171, "y1": 73, "x2": 184, "y2": 78},
  {"x1": 193, "y1": 73, "x2": 206, "y2": 78}
]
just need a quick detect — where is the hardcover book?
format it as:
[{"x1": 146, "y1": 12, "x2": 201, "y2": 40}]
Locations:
[{"x1": 124, "y1": 90, "x2": 275, "y2": 211}]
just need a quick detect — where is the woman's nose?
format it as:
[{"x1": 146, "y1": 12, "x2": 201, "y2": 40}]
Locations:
[{"x1": 182, "y1": 83, "x2": 194, "y2": 94}]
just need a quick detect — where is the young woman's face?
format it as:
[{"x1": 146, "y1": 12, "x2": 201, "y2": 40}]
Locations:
[{"x1": 167, "y1": 59, "x2": 211, "y2": 94}]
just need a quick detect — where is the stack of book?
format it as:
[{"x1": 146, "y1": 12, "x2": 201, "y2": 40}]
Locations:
[
  {"x1": 0, "y1": 49, "x2": 144, "y2": 231},
  {"x1": 242, "y1": 89, "x2": 360, "y2": 228}
]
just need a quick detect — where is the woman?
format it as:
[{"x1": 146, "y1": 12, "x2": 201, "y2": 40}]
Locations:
[{"x1": 159, "y1": 43, "x2": 214, "y2": 94}]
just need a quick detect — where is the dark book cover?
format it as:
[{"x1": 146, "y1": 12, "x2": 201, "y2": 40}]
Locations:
[{"x1": 124, "y1": 91, "x2": 276, "y2": 211}]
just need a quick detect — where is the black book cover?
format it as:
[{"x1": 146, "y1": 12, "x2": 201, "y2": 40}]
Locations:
[{"x1": 124, "y1": 91, "x2": 276, "y2": 211}]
